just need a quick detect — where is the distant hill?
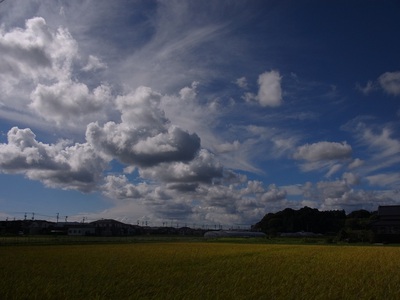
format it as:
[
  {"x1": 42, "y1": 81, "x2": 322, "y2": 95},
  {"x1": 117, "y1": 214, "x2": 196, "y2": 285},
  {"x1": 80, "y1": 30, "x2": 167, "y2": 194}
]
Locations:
[{"x1": 252, "y1": 206, "x2": 376, "y2": 236}]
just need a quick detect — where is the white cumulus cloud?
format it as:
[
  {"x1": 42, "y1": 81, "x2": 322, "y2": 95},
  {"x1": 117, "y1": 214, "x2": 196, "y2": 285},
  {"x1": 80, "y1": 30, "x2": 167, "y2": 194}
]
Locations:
[
  {"x1": 0, "y1": 127, "x2": 108, "y2": 192},
  {"x1": 86, "y1": 86, "x2": 201, "y2": 168},
  {"x1": 30, "y1": 80, "x2": 112, "y2": 127},
  {"x1": 294, "y1": 141, "x2": 352, "y2": 162},
  {"x1": 0, "y1": 16, "x2": 114, "y2": 131},
  {"x1": 82, "y1": 55, "x2": 107, "y2": 72},
  {"x1": 235, "y1": 77, "x2": 248, "y2": 89},
  {"x1": 139, "y1": 149, "x2": 223, "y2": 184},
  {"x1": 257, "y1": 70, "x2": 283, "y2": 107},
  {"x1": 378, "y1": 71, "x2": 400, "y2": 96}
]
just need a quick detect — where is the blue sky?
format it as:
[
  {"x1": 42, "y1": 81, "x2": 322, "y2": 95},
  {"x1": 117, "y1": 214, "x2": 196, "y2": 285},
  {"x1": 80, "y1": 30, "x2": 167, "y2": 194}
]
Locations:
[{"x1": 1, "y1": 0, "x2": 400, "y2": 227}]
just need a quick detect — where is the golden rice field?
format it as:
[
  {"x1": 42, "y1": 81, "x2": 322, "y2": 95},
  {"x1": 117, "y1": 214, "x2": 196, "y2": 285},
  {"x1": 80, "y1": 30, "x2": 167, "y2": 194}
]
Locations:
[{"x1": 1, "y1": 242, "x2": 400, "y2": 299}]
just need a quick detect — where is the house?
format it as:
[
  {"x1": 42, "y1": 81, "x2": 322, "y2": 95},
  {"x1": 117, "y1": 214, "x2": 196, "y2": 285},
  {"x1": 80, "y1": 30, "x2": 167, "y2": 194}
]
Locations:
[
  {"x1": 371, "y1": 205, "x2": 400, "y2": 243},
  {"x1": 0, "y1": 220, "x2": 55, "y2": 235},
  {"x1": 28, "y1": 220, "x2": 55, "y2": 235},
  {"x1": 67, "y1": 226, "x2": 96, "y2": 236},
  {"x1": 52, "y1": 221, "x2": 81, "y2": 235},
  {"x1": 89, "y1": 219, "x2": 136, "y2": 236},
  {"x1": 204, "y1": 230, "x2": 266, "y2": 238}
]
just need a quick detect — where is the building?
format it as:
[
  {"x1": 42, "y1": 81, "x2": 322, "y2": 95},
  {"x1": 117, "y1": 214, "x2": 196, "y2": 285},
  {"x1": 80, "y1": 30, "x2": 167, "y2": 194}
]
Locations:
[
  {"x1": 0, "y1": 220, "x2": 55, "y2": 235},
  {"x1": 67, "y1": 226, "x2": 96, "y2": 236},
  {"x1": 371, "y1": 205, "x2": 400, "y2": 243},
  {"x1": 204, "y1": 230, "x2": 266, "y2": 238},
  {"x1": 28, "y1": 220, "x2": 55, "y2": 235},
  {"x1": 90, "y1": 219, "x2": 137, "y2": 236}
]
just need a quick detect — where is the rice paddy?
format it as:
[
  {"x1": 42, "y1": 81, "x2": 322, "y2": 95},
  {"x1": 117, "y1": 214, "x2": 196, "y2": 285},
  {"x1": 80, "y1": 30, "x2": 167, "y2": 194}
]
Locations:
[{"x1": 1, "y1": 241, "x2": 400, "y2": 299}]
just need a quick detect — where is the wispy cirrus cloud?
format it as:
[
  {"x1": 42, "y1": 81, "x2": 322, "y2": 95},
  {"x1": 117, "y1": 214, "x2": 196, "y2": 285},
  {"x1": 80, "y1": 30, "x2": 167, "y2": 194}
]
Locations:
[
  {"x1": 293, "y1": 141, "x2": 352, "y2": 175},
  {"x1": 366, "y1": 173, "x2": 400, "y2": 188},
  {"x1": 355, "y1": 80, "x2": 376, "y2": 95},
  {"x1": 357, "y1": 71, "x2": 400, "y2": 96}
]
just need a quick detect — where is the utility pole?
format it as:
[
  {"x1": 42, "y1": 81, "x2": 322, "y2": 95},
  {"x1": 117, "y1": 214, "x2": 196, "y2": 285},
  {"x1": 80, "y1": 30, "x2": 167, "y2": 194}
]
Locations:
[{"x1": 56, "y1": 213, "x2": 59, "y2": 224}]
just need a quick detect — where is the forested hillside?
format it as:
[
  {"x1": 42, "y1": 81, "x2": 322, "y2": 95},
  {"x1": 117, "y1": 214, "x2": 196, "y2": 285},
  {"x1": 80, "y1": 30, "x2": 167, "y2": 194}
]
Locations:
[{"x1": 253, "y1": 207, "x2": 376, "y2": 238}]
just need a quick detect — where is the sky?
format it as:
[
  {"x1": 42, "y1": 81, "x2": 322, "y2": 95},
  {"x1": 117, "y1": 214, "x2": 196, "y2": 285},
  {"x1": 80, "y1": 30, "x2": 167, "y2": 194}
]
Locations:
[{"x1": 1, "y1": 0, "x2": 400, "y2": 227}]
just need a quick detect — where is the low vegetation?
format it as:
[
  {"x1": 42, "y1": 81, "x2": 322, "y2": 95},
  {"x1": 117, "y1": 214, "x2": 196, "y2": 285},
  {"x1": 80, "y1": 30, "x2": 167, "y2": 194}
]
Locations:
[{"x1": 1, "y1": 241, "x2": 400, "y2": 299}]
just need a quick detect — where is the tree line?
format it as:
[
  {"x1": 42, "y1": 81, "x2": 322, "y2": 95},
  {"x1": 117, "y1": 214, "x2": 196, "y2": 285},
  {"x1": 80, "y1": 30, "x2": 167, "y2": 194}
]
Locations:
[{"x1": 252, "y1": 206, "x2": 377, "y2": 242}]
